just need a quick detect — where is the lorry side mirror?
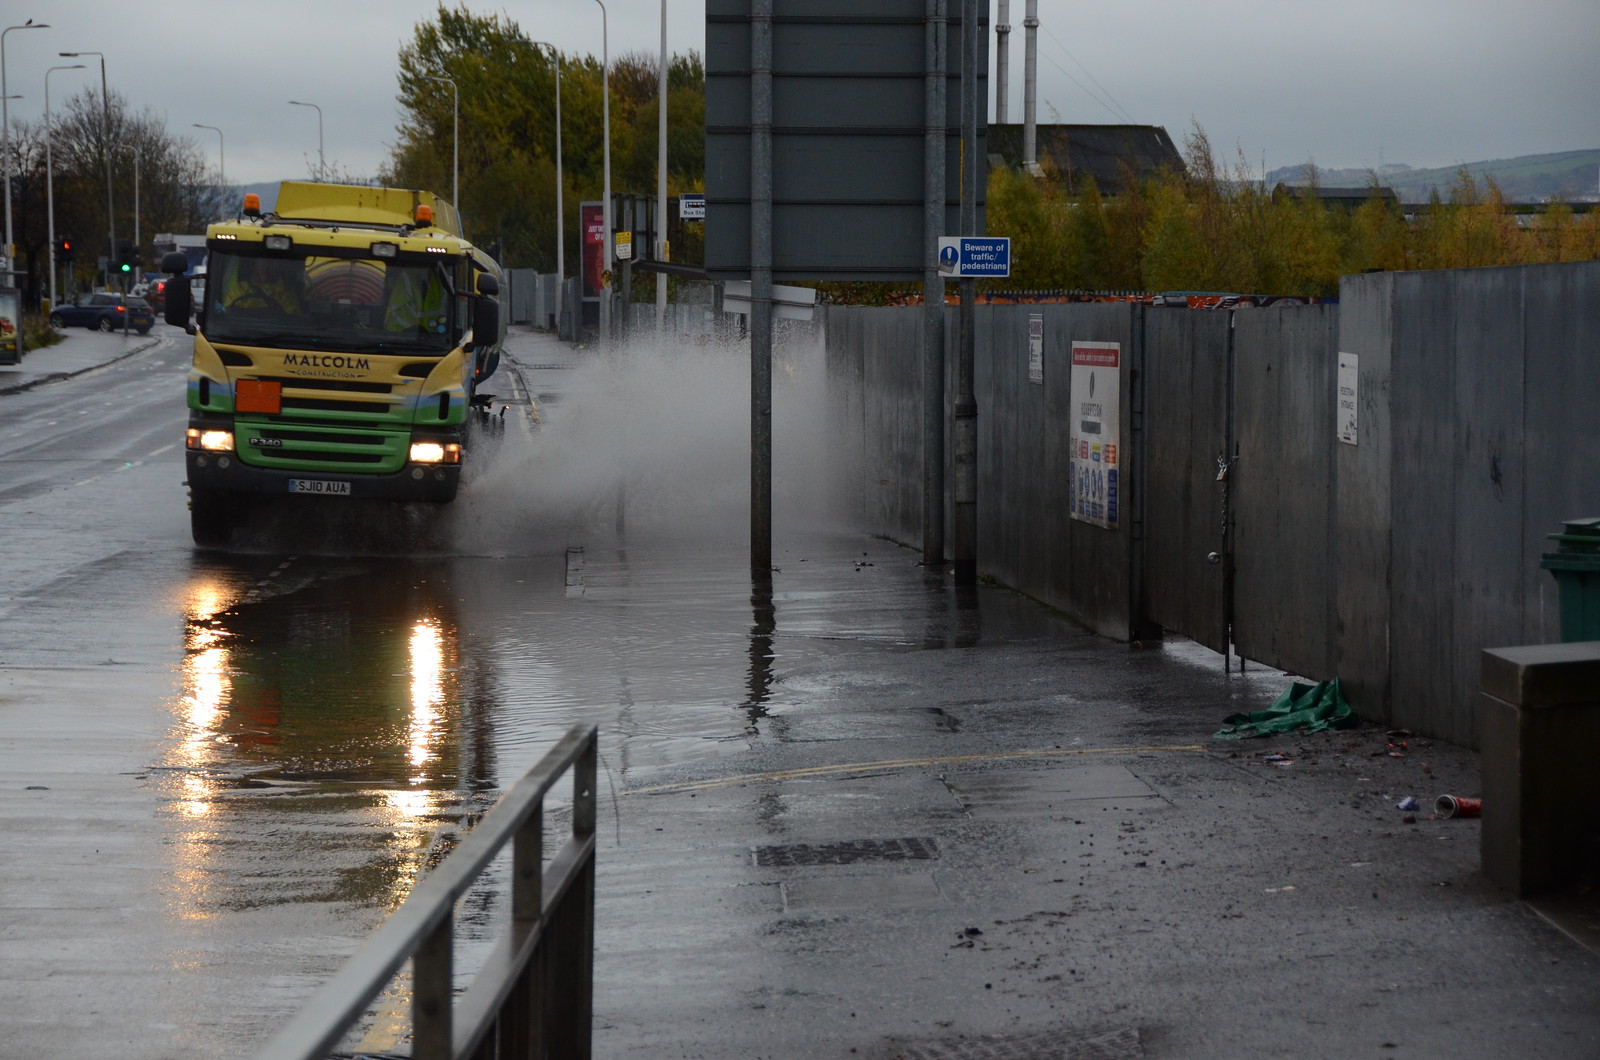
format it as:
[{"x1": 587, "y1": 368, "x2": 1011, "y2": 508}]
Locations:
[
  {"x1": 161, "y1": 251, "x2": 193, "y2": 329},
  {"x1": 475, "y1": 273, "x2": 499, "y2": 297},
  {"x1": 164, "y1": 281, "x2": 192, "y2": 329},
  {"x1": 472, "y1": 293, "x2": 499, "y2": 348}
]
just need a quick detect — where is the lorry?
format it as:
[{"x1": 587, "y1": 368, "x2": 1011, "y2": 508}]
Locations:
[{"x1": 159, "y1": 181, "x2": 504, "y2": 547}]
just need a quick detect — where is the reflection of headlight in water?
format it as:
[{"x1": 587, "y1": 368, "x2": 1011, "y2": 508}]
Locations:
[
  {"x1": 185, "y1": 645, "x2": 229, "y2": 728},
  {"x1": 408, "y1": 620, "x2": 444, "y2": 771},
  {"x1": 173, "y1": 641, "x2": 231, "y2": 819},
  {"x1": 384, "y1": 788, "x2": 435, "y2": 819},
  {"x1": 184, "y1": 582, "x2": 230, "y2": 623}
]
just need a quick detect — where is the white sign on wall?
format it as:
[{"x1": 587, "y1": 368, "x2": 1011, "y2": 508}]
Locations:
[
  {"x1": 1070, "y1": 341, "x2": 1121, "y2": 529},
  {"x1": 1337, "y1": 352, "x2": 1359, "y2": 445},
  {"x1": 1028, "y1": 313, "x2": 1044, "y2": 384}
]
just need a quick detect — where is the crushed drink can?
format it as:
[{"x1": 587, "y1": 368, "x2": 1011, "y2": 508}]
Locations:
[{"x1": 1435, "y1": 795, "x2": 1481, "y2": 818}]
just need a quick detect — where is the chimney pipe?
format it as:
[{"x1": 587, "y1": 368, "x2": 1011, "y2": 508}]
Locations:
[
  {"x1": 1023, "y1": 0, "x2": 1039, "y2": 174},
  {"x1": 995, "y1": 0, "x2": 1010, "y2": 124}
]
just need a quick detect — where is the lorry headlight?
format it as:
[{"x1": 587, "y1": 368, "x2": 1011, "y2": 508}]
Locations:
[
  {"x1": 186, "y1": 427, "x2": 235, "y2": 452},
  {"x1": 409, "y1": 441, "x2": 461, "y2": 464}
]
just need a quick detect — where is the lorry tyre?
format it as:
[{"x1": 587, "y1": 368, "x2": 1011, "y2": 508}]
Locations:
[{"x1": 190, "y1": 489, "x2": 241, "y2": 548}]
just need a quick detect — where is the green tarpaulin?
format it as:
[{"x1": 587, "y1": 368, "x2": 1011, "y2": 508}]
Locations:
[{"x1": 1213, "y1": 678, "x2": 1356, "y2": 740}]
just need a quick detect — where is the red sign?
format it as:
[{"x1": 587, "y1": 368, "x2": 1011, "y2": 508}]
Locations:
[
  {"x1": 235, "y1": 379, "x2": 282, "y2": 414},
  {"x1": 1071, "y1": 345, "x2": 1120, "y2": 368},
  {"x1": 581, "y1": 202, "x2": 604, "y2": 300}
]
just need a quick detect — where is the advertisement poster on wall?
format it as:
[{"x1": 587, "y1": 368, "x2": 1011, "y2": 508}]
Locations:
[
  {"x1": 1069, "y1": 341, "x2": 1120, "y2": 529},
  {"x1": 0, "y1": 287, "x2": 21, "y2": 364},
  {"x1": 1337, "y1": 352, "x2": 1359, "y2": 445},
  {"x1": 1027, "y1": 313, "x2": 1044, "y2": 384},
  {"x1": 581, "y1": 202, "x2": 605, "y2": 301}
]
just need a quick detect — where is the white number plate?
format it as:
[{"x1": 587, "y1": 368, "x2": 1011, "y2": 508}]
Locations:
[{"x1": 288, "y1": 478, "x2": 352, "y2": 496}]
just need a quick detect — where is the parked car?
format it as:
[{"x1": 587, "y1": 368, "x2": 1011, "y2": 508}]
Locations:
[
  {"x1": 140, "y1": 277, "x2": 169, "y2": 312},
  {"x1": 48, "y1": 293, "x2": 156, "y2": 334}
]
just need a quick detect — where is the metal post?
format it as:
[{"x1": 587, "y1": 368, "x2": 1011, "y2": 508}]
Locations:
[
  {"x1": 288, "y1": 101, "x2": 324, "y2": 181},
  {"x1": 117, "y1": 144, "x2": 138, "y2": 248},
  {"x1": 922, "y1": 0, "x2": 947, "y2": 566},
  {"x1": 953, "y1": 0, "x2": 980, "y2": 586},
  {"x1": 995, "y1": 0, "x2": 1009, "y2": 124},
  {"x1": 412, "y1": 911, "x2": 454, "y2": 1060},
  {"x1": 45, "y1": 63, "x2": 85, "y2": 309},
  {"x1": 552, "y1": 54, "x2": 564, "y2": 297},
  {"x1": 750, "y1": 0, "x2": 774, "y2": 574},
  {"x1": 63, "y1": 52, "x2": 112, "y2": 288},
  {"x1": 3, "y1": 21, "x2": 50, "y2": 279},
  {"x1": 1023, "y1": 0, "x2": 1038, "y2": 174},
  {"x1": 192, "y1": 122, "x2": 223, "y2": 205},
  {"x1": 526, "y1": 42, "x2": 566, "y2": 322},
  {"x1": 655, "y1": 0, "x2": 669, "y2": 335},
  {"x1": 420, "y1": 76, "x2": 458, "y2": 208},
  {"x1": 594, "y1": 0, "x2": 612, "y2": 345}
]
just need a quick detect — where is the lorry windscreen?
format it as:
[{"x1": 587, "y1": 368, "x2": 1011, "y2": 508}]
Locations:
[{"x1": 203, "y1": 247, "x2": 458, "y2": 354}]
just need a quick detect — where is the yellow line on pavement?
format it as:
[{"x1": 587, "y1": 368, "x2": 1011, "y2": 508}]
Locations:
[{"x1": 622, "y1": 744, "x2": 1209, "y2": 797}]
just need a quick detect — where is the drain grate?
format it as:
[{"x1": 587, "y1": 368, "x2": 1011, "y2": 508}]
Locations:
[
  {"x1": 752, "y1": 836, "x2": 939, "y2": 867},
  {"x1": 890, "y1": 1026, "x2": 1142, "y2": 1059}
]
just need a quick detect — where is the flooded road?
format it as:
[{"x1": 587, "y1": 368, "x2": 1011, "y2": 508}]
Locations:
[
  {"x1": 4, "y1": 327, "x2": 1596, "y2": 1060},
  {"x1": 0, "y1": 324, "x2": 945, "y2": 1056}
]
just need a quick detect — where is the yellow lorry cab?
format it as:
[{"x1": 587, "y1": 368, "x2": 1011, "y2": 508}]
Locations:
[{"x1": 163, "y1": 182, "x2": 504, "y2": 546}]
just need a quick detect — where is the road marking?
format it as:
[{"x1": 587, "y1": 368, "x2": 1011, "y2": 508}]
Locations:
[{"x1": 623, "y1": 744, "x2": 1210, "y2": 796}]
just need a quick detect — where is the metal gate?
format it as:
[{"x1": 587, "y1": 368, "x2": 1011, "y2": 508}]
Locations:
[{"x1": 1140, "y1": 304, "x2": 1339, "y2": 677}]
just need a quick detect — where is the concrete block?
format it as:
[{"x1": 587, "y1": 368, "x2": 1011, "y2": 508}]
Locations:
[{"x1": 1479, "y1": 641, "x2": 1600, "y2": 895}]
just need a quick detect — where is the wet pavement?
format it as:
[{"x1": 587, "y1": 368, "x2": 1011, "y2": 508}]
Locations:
[
  {"x1": 0, "y1": 319, "x2": 165, "y2": 394},
  {"x1": 0, "y1": 324, "x2": 1596, "y2": 1059}
]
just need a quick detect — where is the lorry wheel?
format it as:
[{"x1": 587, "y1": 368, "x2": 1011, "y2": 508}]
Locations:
[{"x1": 190, "y1": 490, "x2": 241, "y2": 548}]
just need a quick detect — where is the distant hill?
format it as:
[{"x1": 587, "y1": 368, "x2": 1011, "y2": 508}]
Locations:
[{"x1": 1268, "y1": 149, "x2": 1600, "y2": 204}]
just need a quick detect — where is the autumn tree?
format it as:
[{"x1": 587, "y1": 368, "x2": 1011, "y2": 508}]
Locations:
[
  {"x1": 11, "y1": 88, "x2": 219, "y2": 307},
  {"x1": 385, "y1": 3, "x2": 705, "y2": 275}
]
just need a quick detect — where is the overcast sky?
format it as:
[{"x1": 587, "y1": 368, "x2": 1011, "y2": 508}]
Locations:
[{"x1": 6, "y1": 1, "x2": 1596, "y2": 187}]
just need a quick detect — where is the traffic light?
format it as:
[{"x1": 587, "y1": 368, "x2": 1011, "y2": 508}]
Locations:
[
  {"x1": 56, "y1": 236, "x2": 74, "y2": 264},
  {"x1": 116, "y1": 240, "x2": 138, "y2": 275}
]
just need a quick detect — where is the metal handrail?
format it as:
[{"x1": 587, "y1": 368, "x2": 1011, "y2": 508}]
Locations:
[{"x1": 255, "y1": 724, "x2": 598, "y2": 1060}]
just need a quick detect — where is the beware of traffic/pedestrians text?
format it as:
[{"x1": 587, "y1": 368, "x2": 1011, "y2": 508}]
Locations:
[{"x1": 937, "y1": 236, "x2": 1011, "y2": 278}]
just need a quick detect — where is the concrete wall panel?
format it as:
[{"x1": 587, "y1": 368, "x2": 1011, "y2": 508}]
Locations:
[
  {"x1": 1333, "y1": 273, "x2": 1394, "y2": 723},
  {"x1": 823, "y1": 260, "x2": 1597, "y2": 743},
  {"x1": 1446, "y1": 266, "x2": 1530, "y2": 747},
  {"x1": 1142, "y1": 309, "x2": 1230, "y2": 652},
  {"x1": 1232, "y1": 306, "x2": 1338, "y2": 679},
  {"x1": 1520, "y1": 260, "x2": 1600, "y2": 644}
]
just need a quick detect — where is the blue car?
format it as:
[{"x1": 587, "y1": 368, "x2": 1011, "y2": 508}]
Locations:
[{"x1": 49, "y1": 293, "x2": 155, "y2": 334}]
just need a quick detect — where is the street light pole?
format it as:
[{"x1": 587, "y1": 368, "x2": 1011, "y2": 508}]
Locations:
[
  {"x1": 594, "y1": 0, "x2": 612, "y2": 344},
  {"x1": 656, "y1": 0, "x2": 668, "y2": 333},
  {"x1": 117, "y1": 143, "x2": 139, "y2": 249},
  {"x1": 528, "y1": 43, "x2": 563, "y2": 299},
  {"x1": 62, "y1": 51, "x2": 112, "y2": 286},
  {"x1": 420, "y1": 75, "x2": 457, "y2": 208},
  {"x1": 3, "y1": 20, "x2": 49, "y2": 279},
  {"x1": 192, "y1": 123, "x2": 223, "y2": 205},
  {"x1": 287, "y1": 100, "x2": 324, "y2": 181},
  {"x1": 45, "y1": 62, "x2": 84, "y2": 309}
]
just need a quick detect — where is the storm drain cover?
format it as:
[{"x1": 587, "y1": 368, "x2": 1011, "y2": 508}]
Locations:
[
  {"x1": 890, "y1": 1026, "x2": 1142, "y2": 1059},
  {"x1": 752, "y1": 836, "x2": 939, "y2": 867}
]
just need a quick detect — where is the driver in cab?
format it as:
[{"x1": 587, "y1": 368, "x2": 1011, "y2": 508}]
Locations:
[{"x1": 220, "y1": 257, "x2": 304, "y2": 315}]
